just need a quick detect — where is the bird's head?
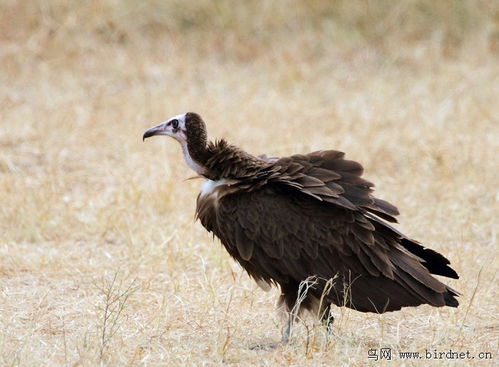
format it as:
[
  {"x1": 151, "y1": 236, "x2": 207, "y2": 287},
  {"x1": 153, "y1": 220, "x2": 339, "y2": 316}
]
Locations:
[
  {"x1": 143, "y1": 112, "x2": 208, "y2": 175},
  {"x1": 143, "y1": 112, "x2": 201, "y2": 142}
]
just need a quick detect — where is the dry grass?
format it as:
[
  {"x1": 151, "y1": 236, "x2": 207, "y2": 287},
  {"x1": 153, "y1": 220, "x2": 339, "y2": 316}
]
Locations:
[{"x1": 1, "y1": 0, "x2": 498, "y2": 365}]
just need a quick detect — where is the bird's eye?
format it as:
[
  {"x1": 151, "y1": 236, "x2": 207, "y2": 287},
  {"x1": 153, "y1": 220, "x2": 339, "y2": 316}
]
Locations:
[{"x1": 171, "y1": 119, "x2": 179, "y2": 129}]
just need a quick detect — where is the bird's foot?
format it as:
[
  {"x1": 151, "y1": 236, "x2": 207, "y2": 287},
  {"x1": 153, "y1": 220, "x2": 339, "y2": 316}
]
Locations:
[
  {"x1": 250, "y1": 313, "x2": 294, "y2": 350},
  {"x1": 249, "y1": 341, "x2": 281, "y2": 351}
]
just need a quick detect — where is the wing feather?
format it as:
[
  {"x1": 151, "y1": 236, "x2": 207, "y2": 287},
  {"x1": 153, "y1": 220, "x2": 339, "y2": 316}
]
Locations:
[
  {"x1": 202, "y1": 186, "x2": 457, "y2": 312},
  {"x1": 274, "y1": 150, "x2": 399, "y2": 222},
  {"x1": 196, "y1": 146, "x2": 459, "y2": 313},
  {"x1": 235, "y1": 224, "x2": 253, "y2": 261}
]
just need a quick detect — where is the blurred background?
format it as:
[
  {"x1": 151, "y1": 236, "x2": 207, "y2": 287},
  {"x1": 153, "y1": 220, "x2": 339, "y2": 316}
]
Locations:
[{"x1": 0, "y1": 1, "x2": 497, "y2": 365}]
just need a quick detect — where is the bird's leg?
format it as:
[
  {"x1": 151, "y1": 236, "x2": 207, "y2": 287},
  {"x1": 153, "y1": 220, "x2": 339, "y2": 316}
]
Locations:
[
  {"x1": 324, "y1": 315, "x2": 335, "y2": 332},
  {"x1": 320, "y1": 304, "x2": 335, "y2": 342},
  {"x1": 250, "y1": 312, "x2": 294, "y2": 350},
  {"x1": 281, "y1": 312, "x2": 294, "y2": 344},
  {"x1": 322, "y1": 304, "x2": 334, "y2": 327}
]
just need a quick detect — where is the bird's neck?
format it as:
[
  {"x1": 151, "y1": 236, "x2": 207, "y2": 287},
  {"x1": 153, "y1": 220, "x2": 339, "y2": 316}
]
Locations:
[
  {"x1": 180, "y1": 138, "x2": 209, "y2": 176},
  {"x1": 201, "y1": 140, "x2": 272, "y2": 180},
  {"x1": 181, "y1": 134, "x2": 271, "y2": 180}
]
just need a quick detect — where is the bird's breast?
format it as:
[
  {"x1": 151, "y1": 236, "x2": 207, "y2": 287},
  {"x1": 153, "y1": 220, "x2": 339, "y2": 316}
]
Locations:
[
  {"x1": 196, "y1": 178, "x2": 240, "y2": 232},
  {"x1": 199, "y1": 178, "x2": 238, "y2": 199}
]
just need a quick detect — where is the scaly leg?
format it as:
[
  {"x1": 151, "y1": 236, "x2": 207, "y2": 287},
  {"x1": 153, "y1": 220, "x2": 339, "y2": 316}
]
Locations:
[
  {"x1": 281, "y1": 312, "x2": 294, "y2": 344},
  {"x1": 250, "y1": 312, "x2": 294, "y2": 350}
]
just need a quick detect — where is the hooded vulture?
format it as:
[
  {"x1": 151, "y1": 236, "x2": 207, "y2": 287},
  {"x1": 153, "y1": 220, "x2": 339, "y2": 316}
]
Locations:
[{"x1": 143, "y1": 112, "x2": 459, "y2": 343}]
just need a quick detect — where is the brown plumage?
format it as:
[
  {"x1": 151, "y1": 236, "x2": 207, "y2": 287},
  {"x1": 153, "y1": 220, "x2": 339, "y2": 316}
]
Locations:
[{"x1": 143, "y1": 112, "x2": 459, "y2": 333}]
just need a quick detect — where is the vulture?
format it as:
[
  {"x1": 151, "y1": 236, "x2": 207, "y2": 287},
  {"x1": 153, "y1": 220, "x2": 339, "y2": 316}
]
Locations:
[{"x1": 143, "y1": 112, "x2": 459, "y2": 344}]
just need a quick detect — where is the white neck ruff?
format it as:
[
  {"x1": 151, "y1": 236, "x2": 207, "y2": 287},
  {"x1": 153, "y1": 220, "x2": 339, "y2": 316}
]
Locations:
[{"x1": 179, "y1": 139, "x2": 206, "y2": 175}]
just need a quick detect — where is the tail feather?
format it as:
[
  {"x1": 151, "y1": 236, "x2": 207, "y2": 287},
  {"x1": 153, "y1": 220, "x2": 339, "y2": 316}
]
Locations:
[
  {"x1": 444, "y1": 289, "x2": 459, "y2": 307},
  {"x1": 367, "y1": 214, "x2": 459, "y2": 280},
  {"x1": 400, "y1": 238, "x2": 459, "y2": 279}
]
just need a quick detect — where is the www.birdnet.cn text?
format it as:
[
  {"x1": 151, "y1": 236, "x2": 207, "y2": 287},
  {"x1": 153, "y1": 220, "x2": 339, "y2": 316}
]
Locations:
[{"x1": 367, "y1": 347, "x2": 493, "y2": 361}]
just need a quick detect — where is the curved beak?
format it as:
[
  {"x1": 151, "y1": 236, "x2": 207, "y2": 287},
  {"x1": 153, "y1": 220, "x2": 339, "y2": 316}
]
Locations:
[{"x1": 143, "y1": 122, "x2": 167, "y2": 141}]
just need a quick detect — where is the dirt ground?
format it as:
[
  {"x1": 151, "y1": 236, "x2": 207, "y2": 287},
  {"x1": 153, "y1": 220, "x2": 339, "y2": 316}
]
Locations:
[{"x1": 1, "y1": 1, "x2": 497, "y2": 366}]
